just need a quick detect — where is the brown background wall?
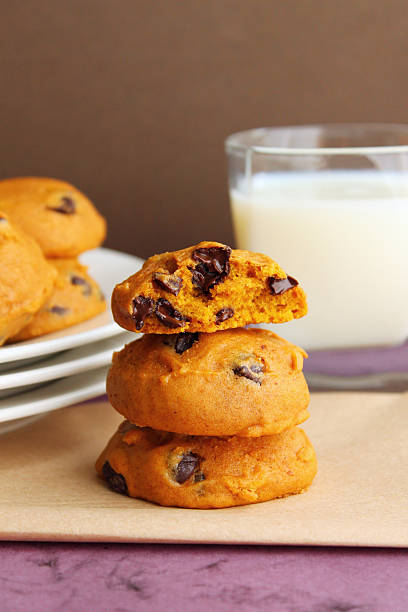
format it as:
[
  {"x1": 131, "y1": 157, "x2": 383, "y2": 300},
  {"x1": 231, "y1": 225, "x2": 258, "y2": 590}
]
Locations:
[{"x1": 0, "y1": 0, "x2": 407, "y2": 258}]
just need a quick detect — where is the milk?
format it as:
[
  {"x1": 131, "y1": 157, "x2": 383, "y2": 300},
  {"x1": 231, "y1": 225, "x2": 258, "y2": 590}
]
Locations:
[{"x1": 230, "y1": 171, "x2": 408, "y2": 350}]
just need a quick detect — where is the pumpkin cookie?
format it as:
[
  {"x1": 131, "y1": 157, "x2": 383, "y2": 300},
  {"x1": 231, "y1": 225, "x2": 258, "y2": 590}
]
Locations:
[
  {"x1": 107, "y1": 328, "x2": 310, "y2": 437},
  {"x1": 111, "y1": 241, "x2": 307, "y2": 334},
  {"x1": 0, "y1": 213, "x2": 56, "y2": 345},
  {"x1": 96, "y1": 421, "x2": 317, "y2": 508},
  {"x1": 12, "y1": 258, "x2": 106, "y2": 341},
  {"x1": 0, "y1": 177, "x2": 106, "y2": 257}
]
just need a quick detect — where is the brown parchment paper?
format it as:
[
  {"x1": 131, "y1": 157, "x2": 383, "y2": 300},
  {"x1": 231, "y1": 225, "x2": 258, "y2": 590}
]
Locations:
[{"x1": 0, "y1": 392, "x2": 407, "y2": 546}]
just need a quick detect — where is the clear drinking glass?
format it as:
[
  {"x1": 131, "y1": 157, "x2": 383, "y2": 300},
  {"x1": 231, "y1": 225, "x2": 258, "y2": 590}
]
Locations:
[{"x1": 225, "y1": 124, "x2": 408, "y2": 390}]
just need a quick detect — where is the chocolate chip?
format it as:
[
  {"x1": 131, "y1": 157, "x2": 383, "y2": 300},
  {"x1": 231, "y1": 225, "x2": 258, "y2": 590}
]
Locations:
[
  {"x1": 268, "y1": 275, "x2": 298, "y2": 295},
  {"x1": 47, "y1": 196, "x2": 76, "y2": 215},
  {"x1": 174, "y1": 332, "x2": 199, "y2": 354},
  {"x1": 174, "y1": 452, "x2": 201, "y2": 484},
  {"x1": 0, "y1": 216, "x2": 6, "y2": 222},
  {"x1": 102, "y1": 461, "x2": 128, "y2": 495},
  {"x1": 215, "y1": 307, "x2": 234, "y2": 324},
  {"x1": 194, "y1": 472, "x2": 206, "y2": 483},
  {"x1": 155, "y1": 298, "x2": 191, "y2": 328},
  {"x1": 233, "y1": 363, "x2": 264, "y2": 385},
  {"x1": 190, "y1": 245, "x2": 232, "y2": 295},
  {"x1": 71, "y1": 275, "x2": 92, "y2": 296},
  {"x1": 162, "y1": 332, "x2": 199, "y2": 353},
  {"x1": 153, "y1": 273, "x2": 183, "y2": 296},
  {"x1": 71, "y1": 275, "x2": 86, "y2": 286},
  {"x1": 49, "y1": 305, "x2": 69, "y2": 315},
  {"x1": 162, "y1": 332, "x2": 198, "y2": 353},
  {"x1": 131, "y1": 295, "x2": 155, "y2": 330}
]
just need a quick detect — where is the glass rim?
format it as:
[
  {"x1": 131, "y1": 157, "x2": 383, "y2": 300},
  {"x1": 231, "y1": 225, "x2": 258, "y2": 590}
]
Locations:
[{"x1": 225, "y1": 123, "x2": 408, "y2": 156}]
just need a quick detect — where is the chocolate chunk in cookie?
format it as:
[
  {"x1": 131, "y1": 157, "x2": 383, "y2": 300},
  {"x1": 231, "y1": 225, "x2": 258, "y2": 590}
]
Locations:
[
  {"x1": 233, "y1": 359, "x2": 264, "y2": 385},
  {"x1": 49, "y1": 305, "x2": 69, "y2": 315},
  {"x1": 153, "y1": 272, "x2": 183, "y2": 296},
  {"x1": 132, "y1": 296, "x2": 155, "y2": 330},
  {"x1": 215, "y1": 307, "x2": 234, "y2": 325},
  {"x1": 190, "y1": 245, "x2": 231, "y2": 295},
  {"x1": 268, "y1": 275, "x2": 298, "y2": 296},
  {"x1": 174, "y1": 332, "x2": 199, "y2": 354},
  {"x1": 71, "y1": 275, "x2": 92, "y2": 296},
  {"x1": 47, "y1": 196, "x2": 76, "y2": 215},
  {"x1": 174, "y1": 452, "x2": 201, "y2": 484},
  {"x1": 155, "y1": 298, "x2": 191, "y2": 328},
  {"x1": 102, "y1": 461, "x2": 128, "y2": 495},
  {"x1": 162, "y1": 331, "x2": 199, "y2": 353}
]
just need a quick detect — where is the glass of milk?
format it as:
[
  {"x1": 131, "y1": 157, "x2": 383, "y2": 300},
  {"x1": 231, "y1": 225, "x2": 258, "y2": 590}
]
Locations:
[{"x1": 225, "y1": 124, "x2": 408, "y2": 389}]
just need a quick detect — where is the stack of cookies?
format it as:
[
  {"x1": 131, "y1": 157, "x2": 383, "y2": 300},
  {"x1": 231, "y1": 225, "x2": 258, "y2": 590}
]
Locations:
[
  {"x1": 0, "y1": 177, "x2": 106, "y2": 345},
  {"x1": 97, "y1": 242, "x2": 317, "y2": 509}
]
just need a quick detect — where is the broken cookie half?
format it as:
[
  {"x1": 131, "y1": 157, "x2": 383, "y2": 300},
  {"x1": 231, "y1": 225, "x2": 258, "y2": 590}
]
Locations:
[{"x1": 111, "y1": 241, "x2": 307, "y2": 334}]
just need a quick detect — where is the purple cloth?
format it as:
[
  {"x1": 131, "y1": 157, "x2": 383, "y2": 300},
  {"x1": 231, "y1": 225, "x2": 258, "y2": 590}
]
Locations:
[
  {"x1": 305, "y1": 340, "x2": 408, "y2": 376},
  {"x1": 1, "y1": 543, "x2": 407, "y2": 611}
]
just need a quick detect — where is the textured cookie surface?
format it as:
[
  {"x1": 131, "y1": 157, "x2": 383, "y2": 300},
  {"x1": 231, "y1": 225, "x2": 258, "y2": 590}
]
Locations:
[
  {"x1": 0, "y1": 177, "x2": 106, "y2": 257},
  {"x1": 0, "y1": 213, "x2": 57, "y2": 345},
  {"x1": 107, "y1": 328, "x2": 310, "y2": 437},
  {"x1": 96, "y1": 422, "x2": 317, "y2": 509},
  {"x1": 111, "y1": 241, "x2": 307, "y2": 334},
  {"x1": 12, "y1": 258, "x2": 106, "y2": 341}
]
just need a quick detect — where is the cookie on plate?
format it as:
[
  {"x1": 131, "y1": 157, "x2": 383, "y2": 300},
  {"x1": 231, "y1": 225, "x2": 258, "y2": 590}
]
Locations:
[
  {"x1": 12, "y1": 258, "x2": 106, "y2": 341},
  {"x1": 107, "y1": 328, "x2": 310, "y2": 437},
  {"x1": 0, "y1": 213, "x2": 57, "y2": 345},
  {"x1": 0, "y1": 177, "x2": 106, "y2": 257},
  {"x1": 96, "y1": 421, "x2": 317, "y2": 508},
  {"x1": 111, "y1": 241, "x2": 307, "y2": 334}
]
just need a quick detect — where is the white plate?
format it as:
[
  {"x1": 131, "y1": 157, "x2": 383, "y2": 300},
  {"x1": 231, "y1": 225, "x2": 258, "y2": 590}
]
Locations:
[
  {"x1": 0, "y1": 248, "x2": 143, "y2": 367},
  {"x1": 0, "y1": 382, "x2": 49, "y2": 400},
  {"x1": 0, "y1": 331, "x2": 134, "y2": 391},
  {"x1": 0, "y1": 366, "x2": 109, "y2": 425}
]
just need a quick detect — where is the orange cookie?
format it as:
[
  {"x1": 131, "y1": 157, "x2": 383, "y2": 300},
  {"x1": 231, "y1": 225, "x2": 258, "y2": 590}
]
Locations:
[
  {"x1": 0, "y1": 213, "x2": 56, "y2": 345},
  {"x1": 107, "y1": 328, "x2": 310, "y2": 437},
  {"x1": 111, "y1": 241, "x2": 307, "y2": 334},
  {"x1": 12, "y1": 258, "x2": 106, "y2": 341},
  {"x1": 0, "y1": 177, "x2": 106, "y2": 257},
  {"x1": 96, "y1": 421, "x2": 317, "y2": 509}
]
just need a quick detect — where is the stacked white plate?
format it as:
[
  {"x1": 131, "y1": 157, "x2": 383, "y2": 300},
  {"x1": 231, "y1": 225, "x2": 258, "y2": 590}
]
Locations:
[{"x1": 0, "y1": 247, "x2": 143, "y2": 433}]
